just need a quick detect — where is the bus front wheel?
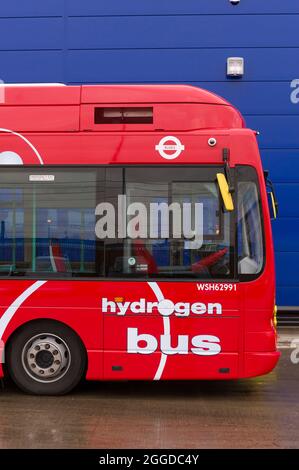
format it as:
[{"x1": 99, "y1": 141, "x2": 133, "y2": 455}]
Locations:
[{"x1": 6, "y1": 320, "x2": 86, "y2": 395}]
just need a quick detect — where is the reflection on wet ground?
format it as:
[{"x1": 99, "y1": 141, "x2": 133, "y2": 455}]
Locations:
[{"x1": 0, "y1": 329, "x2": 298, "y2": 449}]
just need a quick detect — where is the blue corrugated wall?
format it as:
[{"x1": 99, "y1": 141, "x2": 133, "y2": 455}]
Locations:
[{"x1": 0, "y1": 0, "x2": 298, "y2": 305}]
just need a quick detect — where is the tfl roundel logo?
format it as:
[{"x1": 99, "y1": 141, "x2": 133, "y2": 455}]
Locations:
[{"x1": 155, "y1": 136, "x2": 185, "y2": 160}]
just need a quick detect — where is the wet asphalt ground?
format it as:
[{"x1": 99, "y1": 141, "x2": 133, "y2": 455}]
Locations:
[{"x1": 0, "y1": 328, "x2": 298, "y2": 449}]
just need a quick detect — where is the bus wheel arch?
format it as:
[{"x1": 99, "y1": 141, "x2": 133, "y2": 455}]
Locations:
[{"x1": 4, "y1": 318, "x2": 88, "y2": 395}]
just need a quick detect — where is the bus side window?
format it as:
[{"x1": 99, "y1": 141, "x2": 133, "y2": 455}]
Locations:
[{"x1": 237, "y1": 182, "x2": 264, "y2": 275}]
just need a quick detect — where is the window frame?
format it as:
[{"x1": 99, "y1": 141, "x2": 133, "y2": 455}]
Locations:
[{"x1": 236, "y1": 165, "x2": 266, "y2": 282}]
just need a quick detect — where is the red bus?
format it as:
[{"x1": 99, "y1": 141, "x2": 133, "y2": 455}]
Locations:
[{"x1": 0, "y1": 84, "x2": 279, "y2": 395}]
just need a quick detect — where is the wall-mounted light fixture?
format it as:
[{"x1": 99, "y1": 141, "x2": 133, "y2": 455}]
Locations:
[
  {"x1": 229, "y1": 0, "x2": 240, "y2": 5},
  {"x1": 227, "y1": 57, "x2": 244, "y2": 78}
]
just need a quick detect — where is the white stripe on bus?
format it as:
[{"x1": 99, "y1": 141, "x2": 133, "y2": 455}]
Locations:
[
  {"x1": 147, "y1": 281, "x2": 170, "y2": 381},
  {"x1": 0, "y1": 281, "x2": 47, "y2": 341}
]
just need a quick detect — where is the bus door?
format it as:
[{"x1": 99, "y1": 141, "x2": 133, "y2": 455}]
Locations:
[{"x1": 102, "y1": 166, "x2": 259, "y2": 380}]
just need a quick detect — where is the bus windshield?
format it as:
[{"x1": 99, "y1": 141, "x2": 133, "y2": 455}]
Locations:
[{"x1": 0, "y1": 165, "x2": 263, "y2": 280}]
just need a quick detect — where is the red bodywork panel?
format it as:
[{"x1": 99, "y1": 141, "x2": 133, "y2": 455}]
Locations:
[{"x1": 0, "y1": 84, "x2": 279, "y2": 381}]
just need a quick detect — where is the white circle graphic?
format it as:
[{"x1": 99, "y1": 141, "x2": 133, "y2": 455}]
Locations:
[
  {"x1": 0, "y1": 151, "x2": 24, "y2": 165},
  {"x1": 157, "y1": 299, "x2": 175, "y2": 316},
  {"x1": 155, "y1": 136, "x2": 185, "y2": 160},
  {"x1": 0, "y1": 128, "x2": 44, "y2": 165}
]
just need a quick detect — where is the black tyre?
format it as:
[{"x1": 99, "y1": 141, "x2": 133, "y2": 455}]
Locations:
[{"x1": 6, "y1": 320, "x2": 86, "y2": 395}]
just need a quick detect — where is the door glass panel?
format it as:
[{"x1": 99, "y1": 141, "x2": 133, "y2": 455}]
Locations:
[{"x1": 238, "y1": 181, "x2": 264, "y2": 275}]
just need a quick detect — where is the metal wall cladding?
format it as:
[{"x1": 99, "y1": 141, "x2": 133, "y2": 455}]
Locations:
[{"x1": 0, "y1": 1, "x2": 298, "y2": 305}]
